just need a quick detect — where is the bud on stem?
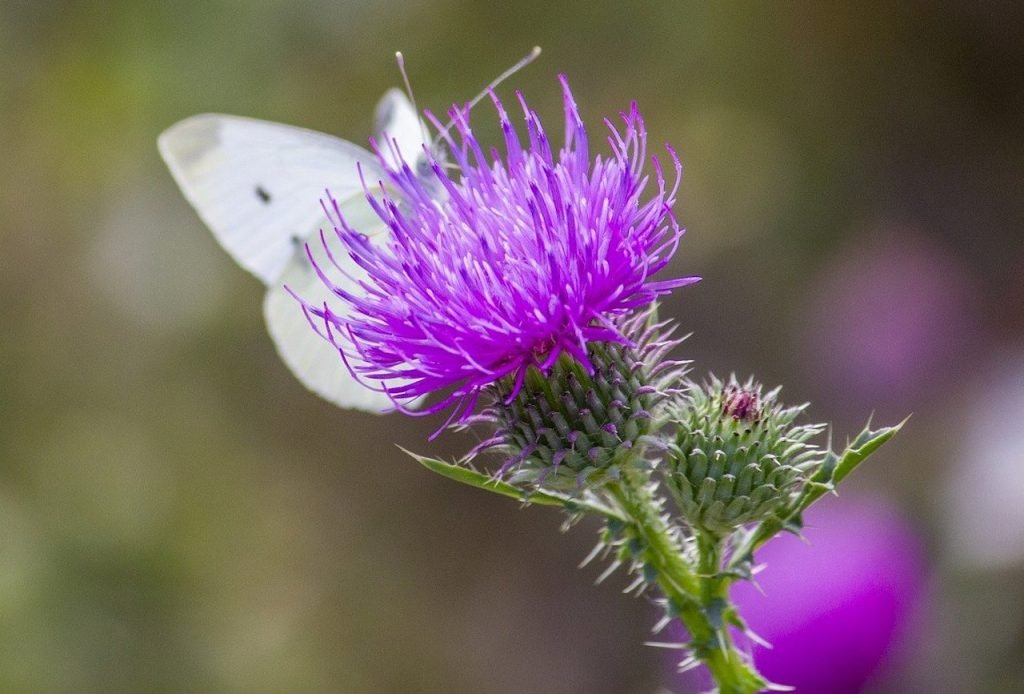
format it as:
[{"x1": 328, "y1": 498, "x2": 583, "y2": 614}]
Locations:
[{"x1": 665, "y1": 376, "x2": 826, "y2": 536}]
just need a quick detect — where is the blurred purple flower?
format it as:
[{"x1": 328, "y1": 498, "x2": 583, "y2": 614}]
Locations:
[
  {"x1": 672, "y1": 497, "x2": 927, "y2": 693},
  {"x1": 734, "y1": 498, "x2": 926, "y2": 692},
  {"x1": 802, "y1": 224, "x2": 978, "y2": 412},
  {"x1": 299, "y1": 77, "x2": 697, "y2": 421}
]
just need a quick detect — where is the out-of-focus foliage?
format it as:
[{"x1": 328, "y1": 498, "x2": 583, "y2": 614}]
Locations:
[{"x1": 2, "y1": 1, "x2": 1022, "y2": 691}]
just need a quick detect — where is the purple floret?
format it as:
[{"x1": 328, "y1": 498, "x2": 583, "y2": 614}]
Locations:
[{"x1": 298, "y1": 76, "x2": 698, "y2": 423}]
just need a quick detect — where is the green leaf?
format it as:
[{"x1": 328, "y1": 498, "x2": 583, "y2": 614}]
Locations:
[
  {"x1": 727, "y1": 416, "x2": 907, "y2": 571},
  {"x1": 401, "y1": 448, "x2": 625, "y2": 521},
  {"x1": 833, "y1": 416, "x2": 909, "y2": 485},
  {"x1": 794, "y1": 415, "x2": 909, "y2": 514}
]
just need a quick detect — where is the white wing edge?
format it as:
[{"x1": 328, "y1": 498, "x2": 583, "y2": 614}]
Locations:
[{"x1": 262, "y1": 282, "x2": 396, "y2": 414}]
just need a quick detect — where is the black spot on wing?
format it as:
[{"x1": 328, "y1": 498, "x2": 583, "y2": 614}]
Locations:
[
  {"x1": 416, "y1": 156, "x2": 433, "y2": 178},
  {"x1": 291, "y1": 235, "x2": 312, "y2": 272},
  {"x1": 374, "y1": 100, "x2": 395, "y2": 135},
  {"x1": 255, "y1": 185, "x2": 272, "y2": 204}
]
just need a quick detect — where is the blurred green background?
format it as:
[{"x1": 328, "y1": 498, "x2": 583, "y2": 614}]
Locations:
[{"x1": 2, "y1": 1, "x2": 1023, "y2": 692}]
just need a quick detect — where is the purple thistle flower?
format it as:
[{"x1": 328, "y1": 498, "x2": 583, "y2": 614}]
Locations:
[{"x1": 299, "y1": 76, "x2": 698, "y2": 423}]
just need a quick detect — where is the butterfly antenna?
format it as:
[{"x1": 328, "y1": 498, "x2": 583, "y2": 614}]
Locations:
[
  {"x1": 467, "y1": 45, "x2": 542, "y2": 113},
  {"x1": 432, "y1": 46, "x2": 542, "y2": 148},
  {"x1": 395, "y1": 51, "x2": 431, "y2": 148}
]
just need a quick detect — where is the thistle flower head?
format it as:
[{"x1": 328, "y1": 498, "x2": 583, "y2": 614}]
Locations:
[
  {"x1": 298, "y1": 76, "x2": 698, "y2": 423},
  {"x1": 479, "y1": 308, "x2": 689, "y2": 492},
  {"x1": 665, "y1": 375, "x2": 826, "y2": 535}
]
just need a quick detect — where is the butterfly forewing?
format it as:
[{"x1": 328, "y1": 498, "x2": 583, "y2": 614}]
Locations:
[
  {"x1": 158, "y1": 114, "x2": 386, "y2": 285},
  {"x1": 374, "y1": 88, "x2": 431, "y2": 172}
]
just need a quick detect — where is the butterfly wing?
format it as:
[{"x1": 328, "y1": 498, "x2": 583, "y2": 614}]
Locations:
[
  {"x1": 159, "y1": 112, "x2": 406, "y2": 412},
  {"x1": 158, "y1": 113, "x2": 388, "y2": 285},
  {"x1": 262, "y1": 227, "x2": 397, "y2": 412},
  {"x1": 374, "y1": 88, "x2": 430, "y2": 171}
]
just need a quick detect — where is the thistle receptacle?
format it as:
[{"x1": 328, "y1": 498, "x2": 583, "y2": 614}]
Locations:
[
  {"x1": 482, "y1": 309, "x2": 688, "y2": 493},
  {"x1": 665, "y1": 375, "x2": 826, "y2": 536}
]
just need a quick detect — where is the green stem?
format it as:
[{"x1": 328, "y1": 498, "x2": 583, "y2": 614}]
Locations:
[{"x1": 608, "y1": 467, "x2": 765, "y2": 694}]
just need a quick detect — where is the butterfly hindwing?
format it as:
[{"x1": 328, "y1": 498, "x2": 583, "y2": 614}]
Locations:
[{"x1": 263, "y1": 227, "x2": 396, "y2": 412}]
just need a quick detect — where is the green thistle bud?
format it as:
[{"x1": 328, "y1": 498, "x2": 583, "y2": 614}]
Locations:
[
  {"x1": 484, "y1": 311, "x2": 688, "y2": 493},
  {"x1": 665, "y1": 375, "x2": 825, "y2": 535}
]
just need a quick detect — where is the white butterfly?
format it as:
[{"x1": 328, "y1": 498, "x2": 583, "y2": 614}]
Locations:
[{"x1": 158, "y1": 89, "x2": 429, "y2": 413}]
